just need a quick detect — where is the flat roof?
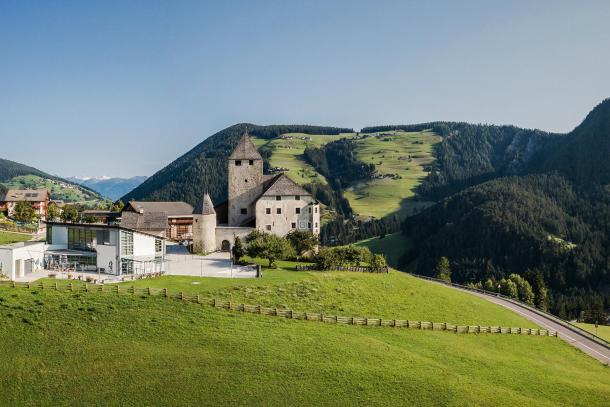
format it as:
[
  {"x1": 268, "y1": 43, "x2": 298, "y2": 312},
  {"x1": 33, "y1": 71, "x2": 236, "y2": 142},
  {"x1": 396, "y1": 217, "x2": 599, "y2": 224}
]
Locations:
[
  {"x1": 45, "y1": 221, "x2": 167, "y2": 240},
  {"x1": 0, "y1": 241, "x2": 45, "y2": 250}
]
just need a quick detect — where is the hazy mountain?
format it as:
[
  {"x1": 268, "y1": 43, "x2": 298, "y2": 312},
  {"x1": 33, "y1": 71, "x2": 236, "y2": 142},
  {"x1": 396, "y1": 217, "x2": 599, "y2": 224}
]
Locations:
[{"x1": 67, "y1": 176, "x2": 148, "y2": 201}]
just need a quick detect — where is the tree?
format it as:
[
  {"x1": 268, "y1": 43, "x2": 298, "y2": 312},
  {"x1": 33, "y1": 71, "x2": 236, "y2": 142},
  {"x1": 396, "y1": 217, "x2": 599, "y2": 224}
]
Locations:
[
  {"x1": 434, "y1": 256, "x2": 451, "y2": 282},
  {"x1": 47, "y1": 202, "x2": 60, "y2": 221},
  {"x1": 61, "y1": 204, "x2": 79, "y2": 223},
  {"x1": 499, "y1": 278, "x2": 518, "y2": 299},
  {"x1": 508, "y1": 274, "x2": 535, "y2": 305},
  {"x1": 245, "y1": 231, "x2": 294, "y2": 268},
  {"x1": 232, "y1": 236, "x2": 245, "y2": 263},
  {"x1": 285, "y1": 230, "x2": 318, "y2": 256},
  {"x1": 13, "y1": 201, "x2": 37, "y2": 223},
  {"x1": 369, "y1": 253, "x2": 387, "y2": 270},
  {"x1": 111, "y1": 200, "x2": 125, "y2": 212}
]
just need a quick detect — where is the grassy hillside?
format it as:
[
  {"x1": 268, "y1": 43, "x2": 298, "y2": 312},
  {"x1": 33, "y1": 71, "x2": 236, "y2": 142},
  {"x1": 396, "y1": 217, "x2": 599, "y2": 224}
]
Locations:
[
  {"x1": 1, "y1": 175, "x2": 104, "y2": 203},
  {"x1": 355, "y1": 232, "x2": 409, "y2": 267},
  {"x1": 574, "y1": 322, "x2": 610, "y2": 342},
  {"x1": 0, "y1": 284, "x2": 608, "y2": 406},
  {"x1": 0, "y1": 231, "x2": 31, "y2": 245},
  {"x1": 253, "y1": 130, "x2": 439, "y2": 218}
]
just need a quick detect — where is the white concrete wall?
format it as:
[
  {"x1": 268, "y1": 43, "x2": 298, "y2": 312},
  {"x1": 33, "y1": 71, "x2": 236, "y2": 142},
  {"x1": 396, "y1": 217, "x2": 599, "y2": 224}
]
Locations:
[
  {"x1": 0, "y1": 242, "x2": 45, "y2": 280},
  {"x1": 255, "y1": 195, "x2": 320, "y2": 236},
  {"x1": 133, "y1": 232, "x2": 157, "y2": 257},
  {"x1": 97, "y1": 245, "x2": 118, "y2": 274},
  {"x1": 215, "y1": 227, "x2": 254, "y2": 251}
]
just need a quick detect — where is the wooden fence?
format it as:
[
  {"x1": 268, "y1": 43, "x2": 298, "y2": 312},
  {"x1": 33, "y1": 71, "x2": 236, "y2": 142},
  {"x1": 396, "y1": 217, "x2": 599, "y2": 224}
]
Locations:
[
  {"x1": 1, "y1": 281, "x2": 558, "y2": 338},
  {"x1": 295, "y1": 265, "x2": 389, "y2": 273}
]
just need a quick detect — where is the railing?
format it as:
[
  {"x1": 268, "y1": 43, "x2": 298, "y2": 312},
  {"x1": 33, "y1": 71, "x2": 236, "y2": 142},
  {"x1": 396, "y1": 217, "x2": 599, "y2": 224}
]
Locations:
[
  {"x1": 296, "y1": 265, "x2": 389, "y2": 273},
  {"x1": 0, "y1": 281, "x2": 557, "y2": 338},
  {"x1": 409, "y1": 273, "x2": 610, "y2": 349}
]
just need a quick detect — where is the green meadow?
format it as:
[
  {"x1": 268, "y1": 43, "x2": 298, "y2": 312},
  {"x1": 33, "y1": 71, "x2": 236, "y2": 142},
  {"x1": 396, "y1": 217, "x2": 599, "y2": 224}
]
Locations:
[
  {"x1": 0, "y1": 279, "x2": 608, "y2": 406},
  {"x1": 355, "y1": 232, "x2": 410, "y2": 267},
  {"x1": 253, "y1": 130, "x2": 439, "y2": 219},
  {"x1": 0, "y1": 230, "x2": 31, "y2": 245},
  {"x1": 574, "y1": 322, "x2": 610, "y2": 342}
]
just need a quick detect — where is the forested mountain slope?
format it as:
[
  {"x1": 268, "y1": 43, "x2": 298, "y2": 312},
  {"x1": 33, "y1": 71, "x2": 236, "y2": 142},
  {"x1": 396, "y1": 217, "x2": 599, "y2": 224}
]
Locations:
[
  {"x1": 121, "y1": 124, "x2": 352, "y2": 206},
  {"x1": 399, "y1": 99, "x2": 610, "y2": 320}
]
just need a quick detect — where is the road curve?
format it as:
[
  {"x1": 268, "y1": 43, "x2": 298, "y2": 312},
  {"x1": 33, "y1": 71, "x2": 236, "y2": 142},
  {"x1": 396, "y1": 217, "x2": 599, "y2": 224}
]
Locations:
[{"x1": 416, "y1": 276, "x2": 610, "y2": 364}]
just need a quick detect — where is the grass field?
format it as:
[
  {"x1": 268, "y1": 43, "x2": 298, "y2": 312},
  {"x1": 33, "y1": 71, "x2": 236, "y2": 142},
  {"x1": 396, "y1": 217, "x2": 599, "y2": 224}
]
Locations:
[
  {"x1": 0, "y1": 285, "x2": 608, "y2": 406},
  {"x1": 355, "y1": 232, "x2": 409, "y2": 267},
  {"x1": 574, "y1": 322, "x2": 610, "y2": 342},
  {"x1": 344, "y1": 130, "x2": 440, "y2": 218},
  {"x1": 0, "y1": 230, "x2": 31, "y2": 245},
  {"x1": 253, "y1": 131, "x2": 439, "y2": 219}
]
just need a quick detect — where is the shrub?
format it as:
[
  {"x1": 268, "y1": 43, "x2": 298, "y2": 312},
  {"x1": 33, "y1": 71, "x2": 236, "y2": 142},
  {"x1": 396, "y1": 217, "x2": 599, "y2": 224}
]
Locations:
[
  {"x1": 232, "y1": 236, "x2": 245, "y2": 263},
  {"x1": 434, "y1": 257, "x2": 451, "y2": 282}
]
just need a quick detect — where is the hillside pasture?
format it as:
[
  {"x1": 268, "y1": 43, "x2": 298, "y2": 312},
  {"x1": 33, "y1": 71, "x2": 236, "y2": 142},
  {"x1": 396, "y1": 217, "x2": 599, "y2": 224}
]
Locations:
[
  {"x1": 0, "y1": 285, "x2": 608, "y2": 406},
  {"x1": 0, "y1": 230, "x2": 31, "y2": 245},
  {"x1": 355, "y1": 232, "x2": 409, "y2": 267}
]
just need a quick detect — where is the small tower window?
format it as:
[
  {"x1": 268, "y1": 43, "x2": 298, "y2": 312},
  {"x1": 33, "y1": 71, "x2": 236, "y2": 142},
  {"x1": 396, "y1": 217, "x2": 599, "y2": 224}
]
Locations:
[
  {"x1": 309, "y1": 207, "x2": 312, "y2": 214},
  {"x1": 276, "y1": 196, "x2": 281, "y2": 201},
  {"x1": 266, "y1": 225, "x2": 271, "y2": 231},
  {"x1": 314, "y1": 206, "x2": 318, "y2": 213},
  {"x1": 249, "y1": 160, "x2": 254, "y2": 165},
  {"x1": 291, "y1": 222, "x2": 296, "y2": 229},
  {"x1": 266, "y1": 208, "x2": 271, "y2": 214},
  {"x1": 240, "y1": 208, "x2": 247, "y2": 215},
  {"x1": 308, "y1": 222, "x2": 312, "y2": 229},
  {"x1": 276, "y1": 208, "x2": 282, "y2": 214},
  {"x1": 244, "y1": 179, "x2": 248, "y2": 183},
  {"x1": 295, "y1": 208, "x2": 300, "y2": 214},
  {"x1": 295, "y1": 195, "x2": 300, "y2": 200},
  {"x1": 315, "y1": 222, "x2": 318, "y2": 228},
  {"x1": 235, "y1": 160, "x2": 242, "y2": 166}
]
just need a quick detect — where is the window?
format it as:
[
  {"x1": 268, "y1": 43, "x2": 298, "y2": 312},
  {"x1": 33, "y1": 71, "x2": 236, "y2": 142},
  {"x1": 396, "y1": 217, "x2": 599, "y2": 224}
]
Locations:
[
  {"x1": 314, "y1": 222, "x2": 318, "y2": 228},
  {"x1": 244, "y1": 179, "x2": 248, "y2": 183},
  {"x1": 295, "y1": 195, "x2": 300, "y2": 200},
  {"x1": 291, "y1": 222, "x2": 296, "y2": 229},
  {"x1": 155, "y1": 239, "x2": 163, "y2": 254},
  {"x1": 68, "y1": 228, "x2": 96, "y2": 251},
  {"x1": 295, "y1": 208, "x2": 300, "y2": 214},
  {"x1": 241, "y1": 208, "x2": 247, "y2": 215},
  {"x1": 308, "y1": 222, "x2": 312, "y2": 229},
  {"x1": 265, "y1": 208, "x2": 271, "y2": 214},
  {"x1": 315, "y1": 207, "x2": 318, "y2": 213},
  {"x1": 120, "y1": 230, "x2": 133, "y2": 256},
  {"x1": 249, "y1": 160, "x2": 254, "y2": 165},
  {"x1": 235, "y1": 160, "x2": 242, "y2": 166},
  {"x1": 266, "y1": 225, "x2": 271, "y2": 231},
  {"x1": 309, "y1": 207, "x2": 312, "y2": 214},
  {"x1": 276, "y1": 208, "x2": 282, "y2": 214},
  {"x1": 276, "y1": 196, "x2": 281, "y2": 201},
  {"x1": 46, "y1": 225, "x2": 52, "y2": 244}
]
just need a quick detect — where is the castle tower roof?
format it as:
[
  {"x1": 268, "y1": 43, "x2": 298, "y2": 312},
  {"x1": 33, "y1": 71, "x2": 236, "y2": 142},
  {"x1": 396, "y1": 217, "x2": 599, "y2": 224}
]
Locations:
[
  {"x1": 229, "y1": 132, "x2": 263, "y2": 160},
  {"x1": 193, "y1": 193, "x2": 216, "y2": 215}
]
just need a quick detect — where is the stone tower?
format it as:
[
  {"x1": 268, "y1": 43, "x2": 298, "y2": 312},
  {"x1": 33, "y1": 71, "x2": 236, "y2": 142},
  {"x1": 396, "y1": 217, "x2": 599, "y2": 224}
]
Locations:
[
  {"x1": 192, "y1": 193, "x2": 216, "y2": 253},
  {"x1": 227, "y1": 132, "x2": 264, "y2": 226}
]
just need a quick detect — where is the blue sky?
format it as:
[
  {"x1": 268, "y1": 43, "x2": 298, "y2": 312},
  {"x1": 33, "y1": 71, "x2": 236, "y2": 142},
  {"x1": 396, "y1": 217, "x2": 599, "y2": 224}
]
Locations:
[{"x1": 1, "y1": 1, "x2": 609, "y2": 177}]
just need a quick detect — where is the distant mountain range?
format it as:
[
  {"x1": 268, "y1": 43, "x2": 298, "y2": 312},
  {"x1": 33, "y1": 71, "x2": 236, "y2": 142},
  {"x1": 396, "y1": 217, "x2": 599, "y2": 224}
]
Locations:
[
  {"x1": 66, "y1": 176, "x2": 147, "y2": 201},
  {"x1": 0, "y1": 158, "x2": 104, "y2": 202}
]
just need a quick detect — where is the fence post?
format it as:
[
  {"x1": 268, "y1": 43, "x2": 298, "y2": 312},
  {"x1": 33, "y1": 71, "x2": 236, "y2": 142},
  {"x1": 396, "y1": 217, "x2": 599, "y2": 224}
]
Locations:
[
  {"x1": 85, "y1": 283, "x2": 88, "y2": 292},
  {"x1": 116, "y1": 285, "x2": 120, "y2": 294},
  {"x1": 164, "y1": 288, "x2": 168, "y2": 298},
  {"x1": 55, "y1": 282, "x2": 58, "y2": 290},
  {"x1": 180, "y1": 291, "x2": 183, "y2": 301},
  {"x1": 147, "y1": 287, "x2": 151, "y2": 296},
  {"x1": 68, "y1": 283, "x2": 73, "y2": 292},
  {"x1": 27, "y1": 282, "x2": 30, "y2": 289},
  {"x1": 196, "y1": 295, "x2": 200, "y2": 304},
  {"x1": 11, "y1": 281, "x2": 15, "y2": 288}
]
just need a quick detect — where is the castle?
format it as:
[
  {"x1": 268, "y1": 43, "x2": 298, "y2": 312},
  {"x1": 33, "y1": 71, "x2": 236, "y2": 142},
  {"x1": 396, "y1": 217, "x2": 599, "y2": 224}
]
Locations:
[{"x1": 192, "y1": 133, "x2": 320, "y2": 253}]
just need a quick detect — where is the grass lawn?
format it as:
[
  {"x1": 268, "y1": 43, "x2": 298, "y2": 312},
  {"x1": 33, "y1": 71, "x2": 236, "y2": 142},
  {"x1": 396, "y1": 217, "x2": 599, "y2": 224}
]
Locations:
[
  {"x1": 355, "y1": 232, "x2": 410, "y2": 267},
  {"x1": 0, "y1": 286, "x2": 608, "y2": 406},
  {"x1": 0, "y1": 230, "x2": 31, "y2": 245},
  {"x1": 96, "y1": 262, "x2": 537, "y2": 327},
  {"x1": 574, "y1": 322, "x2": 610, "y2": 342}
]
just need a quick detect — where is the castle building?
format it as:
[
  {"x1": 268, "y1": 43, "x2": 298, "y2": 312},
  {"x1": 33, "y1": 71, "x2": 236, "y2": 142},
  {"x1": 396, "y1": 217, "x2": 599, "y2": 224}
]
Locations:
[{"x1": 192, "y1": 133, "x2": 320, "y2": 253}]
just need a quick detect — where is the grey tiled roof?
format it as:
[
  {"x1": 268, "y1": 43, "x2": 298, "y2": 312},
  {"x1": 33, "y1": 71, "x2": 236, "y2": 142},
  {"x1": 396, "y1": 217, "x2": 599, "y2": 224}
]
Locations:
[
  {"x1": 193, "y1": 193, "x2": 216, "y2": 215},
  {"x1": 120, "y1": 211, "x2": 168, "y2": 230},
  {"x1": 261, "y1": 174, "x2": 311, "y2": 197},
  {"x1": 126, "y1": 201, "x2": 193, "y2": 217},
  {"x1": 228, "y1": 134, "x2": 263, "y2": 160},
  {"x1": 1, "y1": 189, "x2": 49, "y2": 202}
]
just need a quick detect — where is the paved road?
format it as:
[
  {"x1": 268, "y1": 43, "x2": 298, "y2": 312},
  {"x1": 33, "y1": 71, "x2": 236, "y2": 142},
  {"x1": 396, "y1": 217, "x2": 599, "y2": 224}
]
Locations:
[{"x1": 421, "y1": 277, "x2": 610, "y2": 364}]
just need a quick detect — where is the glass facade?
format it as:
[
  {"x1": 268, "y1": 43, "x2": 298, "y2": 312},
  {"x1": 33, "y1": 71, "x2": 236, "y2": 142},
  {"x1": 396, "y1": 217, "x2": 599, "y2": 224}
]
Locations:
[
  {"x1": 68, "y1": 228, "x2": 96, "y2": 251},
  {"x1": 120, "y1": 230, "x2": 133, "y2": 256}
]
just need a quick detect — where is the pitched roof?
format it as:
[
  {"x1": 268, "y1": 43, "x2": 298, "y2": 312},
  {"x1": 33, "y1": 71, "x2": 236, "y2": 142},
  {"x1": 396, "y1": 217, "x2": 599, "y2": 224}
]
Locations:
[
  {"x1": 261, "y1": 174, "x2": 311, "y2": 197},
  {"x1": 193, "y1": 193, "x2": 216, "y2": 215},
  {"x1": 1, "y1": 189, "x2": 49, "y2": 202},
  {"x1": 120, "y1": 211, "x2": 168, "y2": 231},
  {"x1": 229, "y1": 133, "x2": 263, "y2": 160},
  {"x1": 125, "y1": 201, "x2": 193, "y2": 217}
]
